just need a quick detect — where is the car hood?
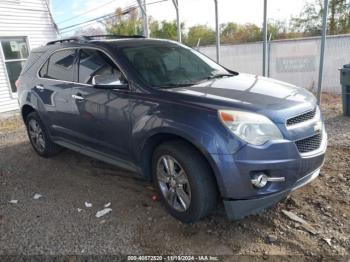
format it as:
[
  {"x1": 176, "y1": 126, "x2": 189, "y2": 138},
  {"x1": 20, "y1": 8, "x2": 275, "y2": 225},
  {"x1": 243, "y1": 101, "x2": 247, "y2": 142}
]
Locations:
[{"x1": 164, "y1": 73, "x2": 317, "y2": 124}]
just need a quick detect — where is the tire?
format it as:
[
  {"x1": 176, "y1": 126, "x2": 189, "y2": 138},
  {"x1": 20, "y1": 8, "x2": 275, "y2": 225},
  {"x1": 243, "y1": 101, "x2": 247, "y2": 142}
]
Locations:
[
  {"x1": 25, "y1": 112, "x2": 61, "y2": 157},
  {"x1": 152, "y1": 140, "x2": 218, "y2": 223}
]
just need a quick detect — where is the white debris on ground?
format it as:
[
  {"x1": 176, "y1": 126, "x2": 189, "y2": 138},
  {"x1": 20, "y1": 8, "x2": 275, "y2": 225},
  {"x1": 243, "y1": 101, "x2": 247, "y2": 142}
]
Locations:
[
  {"x1": 96, "y1": 208, "x2": 112, "y2": 218},
  {"x1": 323, "y1": 238, "x2": 332, "y2": 247},
  {"x1": 84, "y1": 202, "x2": 92, "y2": 208},
  {"x1": 8, "y1": 199, "x2": 18, "y2": 204},
  {"x1": 104, "y1": 202, "x2": 111, "y2": 208},
  {"x1": 77, "y1": 208, "x2": 82, "y2": 212},
  {"x1": 33, "y1": 193, "x2": 42, "y2": 200}
]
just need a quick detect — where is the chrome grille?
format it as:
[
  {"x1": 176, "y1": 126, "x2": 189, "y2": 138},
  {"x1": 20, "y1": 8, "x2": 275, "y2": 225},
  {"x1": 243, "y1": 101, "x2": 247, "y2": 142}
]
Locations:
[
  {"x1": 295, "y1": 133, "x2": 322, "y2": 153},
  {"x1": 287, "y1": 108, "x2": 316, "y2": 126}
]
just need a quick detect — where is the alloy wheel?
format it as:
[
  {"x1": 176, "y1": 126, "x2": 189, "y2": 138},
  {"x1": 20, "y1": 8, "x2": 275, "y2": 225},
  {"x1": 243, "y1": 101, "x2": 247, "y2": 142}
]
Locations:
[
  {"x1": 156, "y1": 155, "x2": 191, "y2": 212},
  {"x1": 28, "y1": 119, "x2": 46, "y2": 152}
]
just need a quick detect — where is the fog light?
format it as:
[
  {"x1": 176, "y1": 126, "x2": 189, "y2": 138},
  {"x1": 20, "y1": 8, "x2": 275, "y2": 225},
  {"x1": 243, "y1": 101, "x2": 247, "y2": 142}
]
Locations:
[
  {"x1": 251, "y1": 173, "x2": 269, "y2": 188},
  {"x1": 251, "y1": 173, "x2": 286, "y2": 188}
]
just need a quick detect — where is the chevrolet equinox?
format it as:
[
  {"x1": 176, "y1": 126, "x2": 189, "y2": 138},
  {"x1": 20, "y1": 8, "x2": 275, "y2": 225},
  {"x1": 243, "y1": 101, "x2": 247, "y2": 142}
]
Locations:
[{"x1": 17, "y1": 35, "x2": 327, "y2": 223}]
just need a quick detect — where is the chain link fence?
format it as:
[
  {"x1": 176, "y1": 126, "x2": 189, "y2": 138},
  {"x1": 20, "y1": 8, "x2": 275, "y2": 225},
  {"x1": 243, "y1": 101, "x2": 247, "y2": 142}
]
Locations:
[{"x1": 199, "y1": 34, "x2": 350, "y2": 94}]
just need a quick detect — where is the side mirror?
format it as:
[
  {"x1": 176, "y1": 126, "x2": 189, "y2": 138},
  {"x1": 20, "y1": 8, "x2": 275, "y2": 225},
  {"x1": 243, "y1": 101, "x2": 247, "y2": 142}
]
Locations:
[{"x1": 92, "y1": 75, "x2": 128, "y2": 89}]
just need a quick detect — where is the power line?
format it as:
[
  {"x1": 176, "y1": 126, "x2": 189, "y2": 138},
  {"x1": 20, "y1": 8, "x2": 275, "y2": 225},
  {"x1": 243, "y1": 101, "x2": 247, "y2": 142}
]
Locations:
[
  {"x1": 59, "y1": 6, "x2": 138, "y2": 34},
  {"x1": 59, "y1": 0, "x2": 168, "y2": 33},
  {"x1": 59, "y1": 15, "x2": 119, "y2": 34},
  {"x1": 59, "y1": 5, "x2": 137, "y2": 32},
  {"x1": 59, "y1": 3, "x2": 139, "y2": 31},
  {"x1": 57, "y1": 0, "x2": 117, "y2": 25}
]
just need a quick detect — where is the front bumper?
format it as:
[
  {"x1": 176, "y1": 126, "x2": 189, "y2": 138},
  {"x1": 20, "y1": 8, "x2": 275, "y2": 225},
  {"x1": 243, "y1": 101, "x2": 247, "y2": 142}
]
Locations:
[
  {"x1": 210, "y1": 127, "x2": 327, "y2": 220},
  {"x1": 223, "y1": 168, "x2": 320, "y2": 220}
]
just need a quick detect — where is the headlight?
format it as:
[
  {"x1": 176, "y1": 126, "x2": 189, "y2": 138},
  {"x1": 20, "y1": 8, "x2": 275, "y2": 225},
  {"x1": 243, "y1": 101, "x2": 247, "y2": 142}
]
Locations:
[{"x1": 218, "y1": 110, "x2": 283, "y2": 145}]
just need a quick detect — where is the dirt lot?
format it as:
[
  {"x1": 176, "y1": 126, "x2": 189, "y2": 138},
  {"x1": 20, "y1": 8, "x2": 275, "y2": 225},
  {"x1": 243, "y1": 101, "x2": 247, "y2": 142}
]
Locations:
[{"x1": 0, "y1": 94, "x2": 349, "y2": 259}]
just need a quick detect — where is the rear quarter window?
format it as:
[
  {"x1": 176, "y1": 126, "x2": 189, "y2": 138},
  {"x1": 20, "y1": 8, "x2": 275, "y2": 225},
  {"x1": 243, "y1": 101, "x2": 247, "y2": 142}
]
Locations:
[
  {"x1": 39, "y1": 59, "x2": 49, "y2": 78},
  {"x1": 39, "y1": 49, "x2": 76, "y2": 82},
  {"x1": 20, "y1": 51, "x2": 45, "y2": 75}
]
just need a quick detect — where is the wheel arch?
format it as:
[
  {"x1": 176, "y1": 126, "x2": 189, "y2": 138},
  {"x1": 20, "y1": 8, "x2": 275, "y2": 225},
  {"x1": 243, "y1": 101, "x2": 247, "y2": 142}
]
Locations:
[
  {"x1": 21, "y1": 104, "x2": 35, "y2": 121},
  {"x1": 140, "y1": 132, "x2": 222, "y2": 194}
]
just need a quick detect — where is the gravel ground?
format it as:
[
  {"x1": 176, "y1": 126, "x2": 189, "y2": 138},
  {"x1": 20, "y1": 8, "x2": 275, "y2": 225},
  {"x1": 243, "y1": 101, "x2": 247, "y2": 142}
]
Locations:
[{"x1": 0, "y1": 93, "x2": 349, "y2": 259}]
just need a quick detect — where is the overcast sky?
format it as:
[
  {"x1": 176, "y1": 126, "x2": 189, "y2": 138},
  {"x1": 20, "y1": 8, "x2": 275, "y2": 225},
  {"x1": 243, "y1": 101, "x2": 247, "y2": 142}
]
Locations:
[{"x1": 52, "y1": 0, "x2": 306, "y2": 35}]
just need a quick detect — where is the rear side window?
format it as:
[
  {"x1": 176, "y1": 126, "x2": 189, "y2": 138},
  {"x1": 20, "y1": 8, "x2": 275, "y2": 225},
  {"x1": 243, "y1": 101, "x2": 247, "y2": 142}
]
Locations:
[
  {"x1": 39, "y1": 59, "x2": 49, "y2": 77},
  {"x1": 39, "y1": 49, "x2": 76, "y2": 81},
  {"x1": 78, "y1": 49, "x2": 121, "y2": 84}
]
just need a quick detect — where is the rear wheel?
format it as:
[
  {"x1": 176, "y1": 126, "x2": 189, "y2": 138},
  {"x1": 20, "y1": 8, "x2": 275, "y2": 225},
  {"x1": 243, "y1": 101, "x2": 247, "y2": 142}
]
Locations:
[
  {"x1": 25, "y1": 112, "x2": 61, "y2": 157},
  {"x1": 152, "y1": 140, "x2": 218, "y2": 223}
]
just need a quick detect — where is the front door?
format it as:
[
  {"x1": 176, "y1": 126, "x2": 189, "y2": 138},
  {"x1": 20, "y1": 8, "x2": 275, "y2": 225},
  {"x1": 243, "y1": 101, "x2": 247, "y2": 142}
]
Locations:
[{"x1": 70, "y1": 48, "x2": 132, "y2": 161}]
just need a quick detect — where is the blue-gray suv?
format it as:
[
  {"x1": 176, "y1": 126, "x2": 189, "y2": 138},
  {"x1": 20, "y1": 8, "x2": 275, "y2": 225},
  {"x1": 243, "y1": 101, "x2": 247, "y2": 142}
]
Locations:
[{"x1": 17, "y1": 35, "x2": 327, "y2": 223}]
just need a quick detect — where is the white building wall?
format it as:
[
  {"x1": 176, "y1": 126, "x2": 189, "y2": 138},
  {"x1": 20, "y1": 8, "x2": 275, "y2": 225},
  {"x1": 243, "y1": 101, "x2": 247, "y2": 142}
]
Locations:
[{"x1": 0, "y1": 0, "x2": 57, "y2": 113}]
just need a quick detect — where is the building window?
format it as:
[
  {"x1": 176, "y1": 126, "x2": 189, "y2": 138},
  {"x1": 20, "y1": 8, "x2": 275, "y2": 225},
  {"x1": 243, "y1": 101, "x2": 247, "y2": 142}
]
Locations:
[{"x1": 0, "y1": 37, "x2": 29, "y2": 93}]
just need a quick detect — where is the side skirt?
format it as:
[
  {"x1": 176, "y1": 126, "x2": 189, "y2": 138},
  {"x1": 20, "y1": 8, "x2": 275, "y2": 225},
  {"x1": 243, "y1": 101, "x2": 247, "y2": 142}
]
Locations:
[{"x1": 53, "y1": 137, "x2": 140, "y2": 174}]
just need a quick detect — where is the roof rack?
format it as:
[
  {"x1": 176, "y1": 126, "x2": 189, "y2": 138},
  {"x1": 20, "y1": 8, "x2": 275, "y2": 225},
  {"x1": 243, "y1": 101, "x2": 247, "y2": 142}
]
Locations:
[
  {"x1": 85, "y1": 34, "x2": 145, "y2": 40},
  {"x1": 46, "y1": 35, "x2": 145, "y2": 45},
  {"x1": 46, "y1": 36, "x2": 89, "y2": 45}
]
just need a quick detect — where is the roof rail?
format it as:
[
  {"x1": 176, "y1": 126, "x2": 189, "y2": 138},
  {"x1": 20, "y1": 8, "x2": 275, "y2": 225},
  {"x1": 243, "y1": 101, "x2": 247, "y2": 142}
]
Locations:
[
  {"x1": 46, "y1": 36, "x2": 89, "y2": 45},
  {"x1": 85, "y1": 34, "x2": 146, "y2": 40},
  {"x1": 46, "y1": 35, "x2": 145, "y2": 45}
]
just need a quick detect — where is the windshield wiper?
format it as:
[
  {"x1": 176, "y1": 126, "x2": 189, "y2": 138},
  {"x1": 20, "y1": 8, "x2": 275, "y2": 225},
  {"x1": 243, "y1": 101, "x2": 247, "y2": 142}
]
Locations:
[
  {"x1": 156, "y1": 73, "x2": 235, "y2": 89},
  {"x1": 207, "y1": 73, "x2": 235, "y2": 80},
  {"x1": 156, "y1": 83, "x2": 197, "y2": 89},
  {"x1": 194, "y1": 73, "x2": 235, "y2": 85}
]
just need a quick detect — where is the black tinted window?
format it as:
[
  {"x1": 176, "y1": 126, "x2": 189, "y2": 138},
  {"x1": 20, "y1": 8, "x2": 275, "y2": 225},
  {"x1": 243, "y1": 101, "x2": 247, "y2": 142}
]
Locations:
[
  {"x1": 44, "y1": 49, "x2": 76, "y2": 81},
  {"x1": 78, "y1": 49, "x2": 121, "y2": 84}
]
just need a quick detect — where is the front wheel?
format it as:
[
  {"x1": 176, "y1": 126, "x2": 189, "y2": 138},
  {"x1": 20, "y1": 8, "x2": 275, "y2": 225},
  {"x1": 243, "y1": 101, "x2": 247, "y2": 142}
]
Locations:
[{"x1": 152, "y1": 140, "x2": 218, "y2": 223}]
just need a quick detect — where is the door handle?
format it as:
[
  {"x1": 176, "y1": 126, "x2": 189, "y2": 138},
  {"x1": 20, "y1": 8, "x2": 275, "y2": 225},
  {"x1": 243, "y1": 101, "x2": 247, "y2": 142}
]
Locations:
[
  {"x1": 72, "y1": 94, "x2": 85, "y2": 101},
  {"x1": 35, "y1": 85, "x2": 44, "y2": 90}
]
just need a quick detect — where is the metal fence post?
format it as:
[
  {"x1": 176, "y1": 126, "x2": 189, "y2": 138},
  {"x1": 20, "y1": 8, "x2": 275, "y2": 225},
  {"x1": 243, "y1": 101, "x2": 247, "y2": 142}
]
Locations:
[
  {"x1": 137, "y1": 0, "x2": 149, "y2": 37},
  {"x1": 267, "y1": 33, "x2": 272, "y2": 77},
  {"x1": 172, "y1": 0, "x2": 181, "y2": 42},
  {"x1": 317, "y1": 0, "x2": 329, "y2": 105},
  {"x1": 214, "y1": 0, "x2": 220, "y2": 63},
  {"x1": 262, "y1": 0, "x2": 267, "y2": 76}
]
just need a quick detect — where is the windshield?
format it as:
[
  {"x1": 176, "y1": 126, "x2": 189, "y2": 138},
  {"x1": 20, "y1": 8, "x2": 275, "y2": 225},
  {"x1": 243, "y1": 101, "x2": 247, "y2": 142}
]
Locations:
[{"x1": 120, "y1": 43, "x2": 231, "y2": 88}]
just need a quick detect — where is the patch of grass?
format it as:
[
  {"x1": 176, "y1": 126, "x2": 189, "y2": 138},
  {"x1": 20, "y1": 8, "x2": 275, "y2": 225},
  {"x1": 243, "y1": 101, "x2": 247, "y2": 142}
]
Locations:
[{"x1": 0, "y1": 116, "x2": 24, "y2": 132}]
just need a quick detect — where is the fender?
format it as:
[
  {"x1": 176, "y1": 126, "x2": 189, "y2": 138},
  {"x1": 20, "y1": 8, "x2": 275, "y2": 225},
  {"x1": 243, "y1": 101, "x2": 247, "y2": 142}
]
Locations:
[
  {"x1": 19, "y1": 88, "x2": 56, "y2": 138},
  {"x1": 132, "y1": 112, "x2": 219, "y2": 158},
  {"x1": 131, "y1": 106, "x2": 241, "y2": 194}
]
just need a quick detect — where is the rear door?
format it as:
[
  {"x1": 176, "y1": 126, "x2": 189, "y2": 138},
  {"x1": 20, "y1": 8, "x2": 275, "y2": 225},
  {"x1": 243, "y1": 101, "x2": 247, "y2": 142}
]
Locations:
[
  {"x1": 36, "y1": 48, "x2": 77, "y2": 140},
  {"x1": 69, "y1": 48, "x2": 132, "y2": 160}
]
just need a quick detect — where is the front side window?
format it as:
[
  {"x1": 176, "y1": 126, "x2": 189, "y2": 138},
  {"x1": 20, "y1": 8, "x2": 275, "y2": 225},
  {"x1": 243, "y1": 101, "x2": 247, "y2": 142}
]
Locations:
[
  {"x1": 41, "y1": 49, "x2": 76, "y2": 82},
  {"x1": 0, "y1": 37, "x2": 29, "y2": 93},
  {"x1": 121, "y1": 43, "x2": 229, "y2": 88},
  {"x1": 78, "y1": 49, "x2": 122, "y2": 85}
]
